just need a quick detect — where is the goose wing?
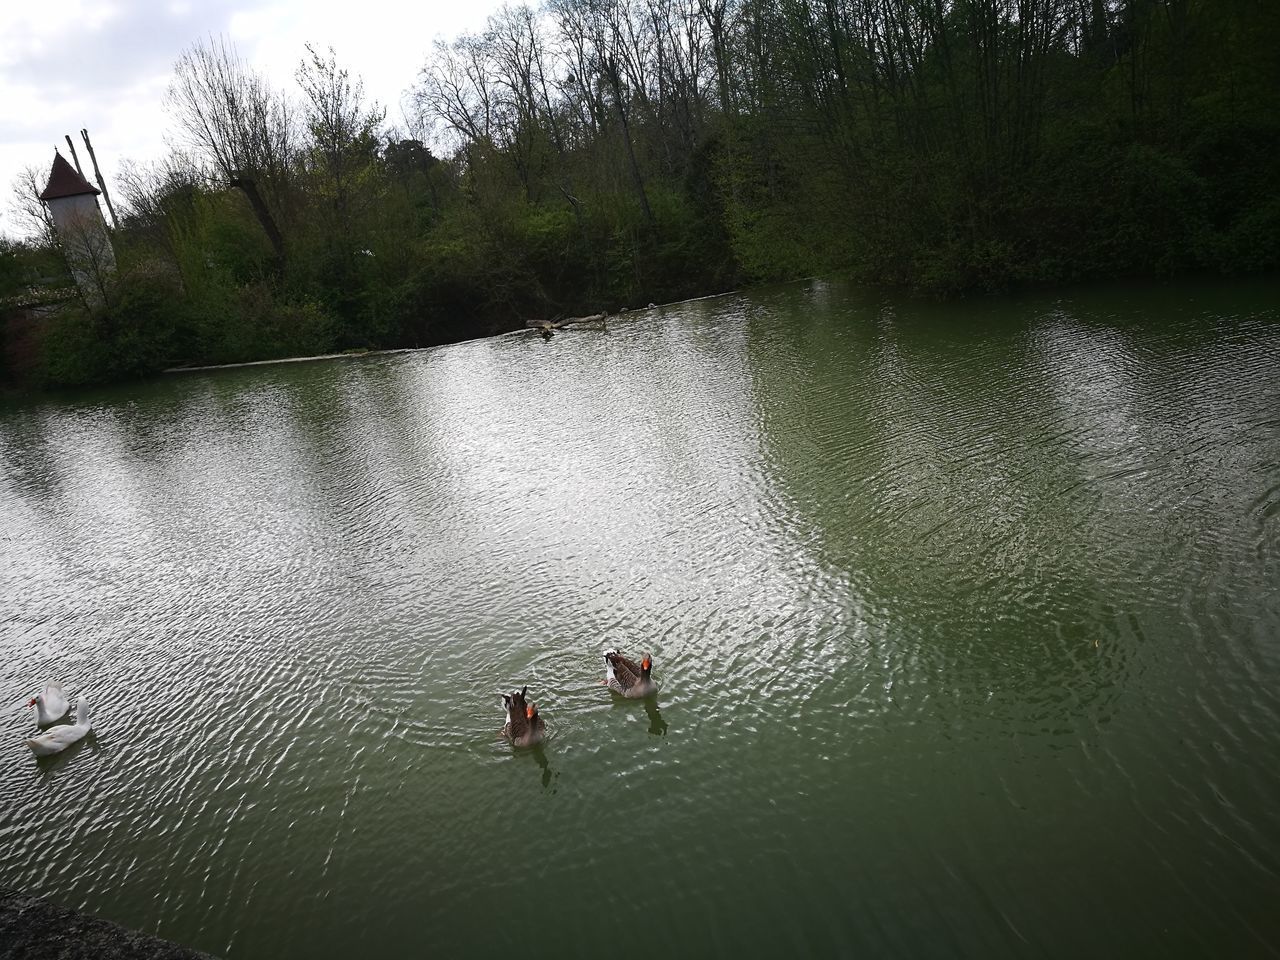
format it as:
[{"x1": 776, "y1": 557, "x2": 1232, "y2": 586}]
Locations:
[
  {"x1": 503, "y1": 697, "x2": 529, "y2": 741},
  {"x1": 605, "y1": 650, "x2": 643, "y2": 689},
  {"x1": 26, "y1": 724, "x2": 87, "y2": 757}
]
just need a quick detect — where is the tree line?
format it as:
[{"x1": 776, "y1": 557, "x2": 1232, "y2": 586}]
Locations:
[{"x1": 2, "y1": 0, "x2": 1276, "y2": 387}]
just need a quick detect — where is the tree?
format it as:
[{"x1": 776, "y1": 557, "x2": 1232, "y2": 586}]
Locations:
[
  {"x1": 8, "y1": 166, "x2": 58, "y2": 246},
  {"x1": 166, "y1": 35, "x2": 295, "y2": 264},
  {"x1": 297, "y1": 44, "x2": 385, "y2": 229},
  {"x1": 116, "y1": 154, "x2": 204, "y2": 279}
]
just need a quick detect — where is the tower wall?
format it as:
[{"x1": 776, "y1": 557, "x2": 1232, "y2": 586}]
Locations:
[{"x1": 47, "y1": 193, "x2": 116, "y2": 294}]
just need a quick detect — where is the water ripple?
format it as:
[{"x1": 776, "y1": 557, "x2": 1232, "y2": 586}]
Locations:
[{"x1": 0, "y1": 279, "x2": 1277, "y2": 957}]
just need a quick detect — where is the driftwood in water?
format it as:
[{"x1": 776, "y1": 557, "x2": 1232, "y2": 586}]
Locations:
[{"x1": 526, "y1": 312, "x2": 609, "y2": 338}]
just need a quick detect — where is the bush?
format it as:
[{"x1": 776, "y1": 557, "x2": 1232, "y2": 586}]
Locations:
[
  {"x1": 0, "y1": 239, "x2": 23, "y2": 299},
  {"x1": 38, "y1": 270, "x2": 180, "y2": 387},
  {"x1": 206, "y1": 282, "x2": 337, "y2": 363}
]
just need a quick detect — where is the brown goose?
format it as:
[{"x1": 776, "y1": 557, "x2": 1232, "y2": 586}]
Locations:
[
  {"x1": 604, "y1": 650, "x2": 657, "y2": 699},
  {"x1": 501, "y1": 686, "x2": 546, "y2": 747}
]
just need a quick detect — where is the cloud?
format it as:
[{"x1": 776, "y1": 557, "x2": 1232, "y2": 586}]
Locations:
[{"x1": 1, "y1": 1, "x2": 241, "y2": 98}]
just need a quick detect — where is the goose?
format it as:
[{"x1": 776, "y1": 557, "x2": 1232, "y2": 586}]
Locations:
[
  {"x1": 604, "y1": 650, "x2": 657, "y2": 699},
  {"x1": 501, "y1": 686, "x2": 546, "y2": 747},
  {"x1": 28, "y1": 681, "x2": 69, "y2": 728},
  {"x1": 26, "y1": 700, "x2": 91, "y2": 757}
]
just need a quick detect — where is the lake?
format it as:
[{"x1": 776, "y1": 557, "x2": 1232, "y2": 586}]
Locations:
[{"x1": 1, "y1": 278, "x2": 1278, "y2": 957}]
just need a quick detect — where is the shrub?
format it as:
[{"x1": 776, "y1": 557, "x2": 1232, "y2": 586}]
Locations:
[{"x1": 38, "y1": 270, "x2": 179, "y2": 387}]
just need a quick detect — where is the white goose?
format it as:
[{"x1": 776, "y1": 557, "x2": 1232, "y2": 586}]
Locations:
[
  {"x1": 26, "y1": 700, "x2": 91, "y2": 757},
  {"x1": 28, "y1": 681, "x2": 69, "y2": 728}
]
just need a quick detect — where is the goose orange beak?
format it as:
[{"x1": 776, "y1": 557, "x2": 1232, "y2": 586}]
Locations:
[{"x1": 526, "y1": 706, "x2": 535, "y2": 718}]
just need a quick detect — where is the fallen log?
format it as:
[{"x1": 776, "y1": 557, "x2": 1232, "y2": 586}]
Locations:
[{"x1": 526, "y1": 312, "x2": 609, "y2": 336}]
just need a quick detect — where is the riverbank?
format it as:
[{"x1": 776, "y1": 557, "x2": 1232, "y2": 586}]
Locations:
[
  {"x1": 163, "y1": 347, "x2": 418, "y2": 374},
  {"x1": 0, "y1": 887, "x2": 216, "y2": 958},
  {"x1": 4, "y1": 269, "x2": 1276, "y2": 394},
  {"x1": 156, "y1": 294, "x2": 739, "y2": 374}
]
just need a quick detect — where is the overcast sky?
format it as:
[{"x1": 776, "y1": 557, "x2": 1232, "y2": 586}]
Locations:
[{"x1": 0, "y1": 0, "x2": 505, "y2": 238}]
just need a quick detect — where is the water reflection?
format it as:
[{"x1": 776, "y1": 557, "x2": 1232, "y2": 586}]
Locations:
[
  {"x1": 644, "y1": 698, "x2": 668, "y2": 736},
  {"x1": 0, "y1": 279, "x2": 1277, "y2": 959},
  {"x1": 603, "y1": 689, "x2": 668, "y2": 735},
  {"x1": 737, "y1": 281, "x2": 1220, "y2": 730},
  {"x1": 530, "y1": 745, "x2": 558, "y2": 791},
  {"x1": 33, "y1": 731, "x2": 102, "y2": 779}
]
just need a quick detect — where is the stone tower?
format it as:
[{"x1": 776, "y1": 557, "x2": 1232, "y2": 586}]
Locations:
[{"x1": 39, "y1": 151, "x2": 116, "y2": 294}]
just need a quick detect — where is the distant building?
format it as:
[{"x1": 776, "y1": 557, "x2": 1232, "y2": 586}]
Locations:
[{"x1": 39, "y1": 151, "x2": 116, "y2": 294}]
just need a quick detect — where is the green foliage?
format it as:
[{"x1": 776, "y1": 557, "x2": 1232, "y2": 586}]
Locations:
[
  {"x1": 0, "y1": 239, "x2": 22, "y2": 299},
  {"x1": 39, "y1": 271, "x2": 179, "y2": 387},
  {"x1": 189, "y1": 283, "x2": 334, "y2": 364},
  {"x1": 205, "y1": 206, "x2": 276, "y2": 284},
  {"x1": 709, "y1": 0, "x2": 1280, "y2": 295},
  {"x1": 1211, "y1": 196, "x2": 1280, "y2": 274}
]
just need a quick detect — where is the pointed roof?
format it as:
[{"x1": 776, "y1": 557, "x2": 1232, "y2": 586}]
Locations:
[{"x1": 39, "y1": 151, "x2": 100, "y2": 201}]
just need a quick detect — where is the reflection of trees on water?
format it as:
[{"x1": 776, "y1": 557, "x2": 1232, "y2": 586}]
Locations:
[
  {"x1": 736, "y1": 280, "x2": 1215, "y2": 720},
  {"x1": 744, "y1": 280, "x2": 1275, "y2": 731}
]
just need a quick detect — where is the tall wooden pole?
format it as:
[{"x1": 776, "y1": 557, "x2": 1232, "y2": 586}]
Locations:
[
  {"x1": 80, "y1": 128, "x2": 119, "y2": 229},
  {"x1": 64, "y1": 135, "x2": 86, "y2": 177}
]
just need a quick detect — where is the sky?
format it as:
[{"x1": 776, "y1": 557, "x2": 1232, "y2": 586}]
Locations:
[{"x1": 0, "y1": 0, "x2": 506, "y2": 238}]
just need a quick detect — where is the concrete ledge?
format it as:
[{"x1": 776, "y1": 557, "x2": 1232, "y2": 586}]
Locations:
[{"x1": 0, "y1": 888, "x2": 216, "y2": 959}]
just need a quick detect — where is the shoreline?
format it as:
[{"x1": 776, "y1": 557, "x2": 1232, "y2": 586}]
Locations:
[
  {"x1": 160, "y1": 291, "x2": 742, "y2": 375},
  {"x1": 162, "y1": 346, "x2": 421, "y2": 374},
  {"x1": 0, "y1": 887, "x2": 216, "y2": 958}
]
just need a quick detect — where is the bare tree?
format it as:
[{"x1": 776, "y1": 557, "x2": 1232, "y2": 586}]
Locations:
[
  {"x1": 548, "y1": 0, "x2": 656, "y2": 225},
  {"x1": 550, "y1": 0, "x2": 610, "y2": 137},
  {"x1": 116, "y1": 153, "x2": 203, "y2": 277},
  {"x1": 165, "y1": 35, "x2": 294, "y2": 263},
  {"x1": 8, "y1": 166, "x2": 58, "y2": 246},
  {"x1": 698, "y1": 0, "x2": 736, "y2": 116},
  {"x1": 414, "y1": 33, "x2": 500, "y2": 149}
]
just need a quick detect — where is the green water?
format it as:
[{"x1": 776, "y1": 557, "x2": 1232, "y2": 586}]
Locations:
[{"x1": 1, "y1": 279, "x2": 1278, "y2": 957}]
